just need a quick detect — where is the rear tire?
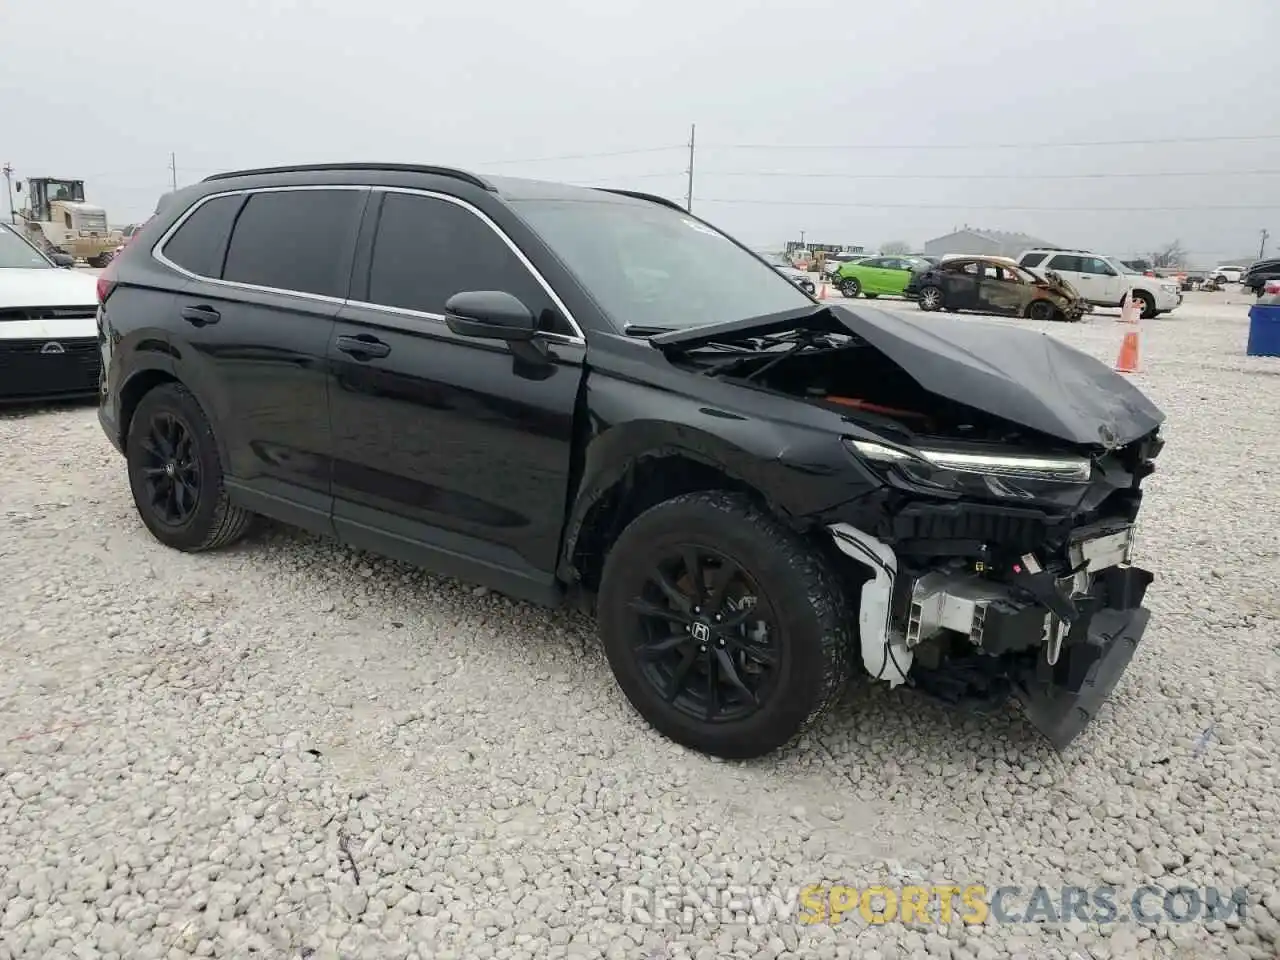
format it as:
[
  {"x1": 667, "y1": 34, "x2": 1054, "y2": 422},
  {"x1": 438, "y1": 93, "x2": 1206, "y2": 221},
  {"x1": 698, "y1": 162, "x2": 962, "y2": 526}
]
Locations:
[
  {"x1": 126, "y1": 383, "x2": 254, "y2": 552},
  {"x1": 917, "y1": 286, "x2": 944, "y2": 311},
  {"x1": 597, "y1": 491, "x2": 853, "y2": 759}
]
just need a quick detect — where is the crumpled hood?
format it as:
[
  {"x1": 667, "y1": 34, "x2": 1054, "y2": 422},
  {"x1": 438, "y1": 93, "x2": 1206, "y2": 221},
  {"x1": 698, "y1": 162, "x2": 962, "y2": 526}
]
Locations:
[{"x1": 830, "y1": 305, "x2": 1164, "y2": 447}]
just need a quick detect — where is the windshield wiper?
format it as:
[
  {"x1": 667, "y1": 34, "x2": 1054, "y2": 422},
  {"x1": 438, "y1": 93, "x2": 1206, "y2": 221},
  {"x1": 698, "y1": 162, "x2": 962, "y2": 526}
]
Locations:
[{"x1": 623, "y1": 324, "x2": 674, "y2": 337}]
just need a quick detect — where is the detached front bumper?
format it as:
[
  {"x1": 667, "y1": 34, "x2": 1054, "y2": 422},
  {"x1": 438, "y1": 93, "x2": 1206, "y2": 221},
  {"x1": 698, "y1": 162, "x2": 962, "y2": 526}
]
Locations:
[{"x1": 829, "y1": 521, "x2": 1154, "y2": 750}]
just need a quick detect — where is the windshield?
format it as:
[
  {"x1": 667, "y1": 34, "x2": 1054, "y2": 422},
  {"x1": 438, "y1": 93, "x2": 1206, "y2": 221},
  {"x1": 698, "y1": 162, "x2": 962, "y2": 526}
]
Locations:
[
  {"x1": 512, "y1": 197, "x2": 812, "y2": 332},
  {"x1": 0, "y1": 225, "x2": 52, "y2": 269}
]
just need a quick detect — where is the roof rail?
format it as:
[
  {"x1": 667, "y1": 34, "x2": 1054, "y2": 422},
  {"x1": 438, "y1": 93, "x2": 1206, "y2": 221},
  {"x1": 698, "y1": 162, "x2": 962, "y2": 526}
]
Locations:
[
  {"x1": 200, "y1": 163, "x2": 494, "y2": 191},
  {"x1": 599, "y1": 188, "x2": 689, "y2": 212}
]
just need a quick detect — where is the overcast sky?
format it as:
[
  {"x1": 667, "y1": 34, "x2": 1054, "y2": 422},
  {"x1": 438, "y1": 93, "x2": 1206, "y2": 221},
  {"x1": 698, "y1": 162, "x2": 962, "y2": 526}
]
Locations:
[{"x1": 3, "y1": 0, "x2": 1277, "y2": 266}]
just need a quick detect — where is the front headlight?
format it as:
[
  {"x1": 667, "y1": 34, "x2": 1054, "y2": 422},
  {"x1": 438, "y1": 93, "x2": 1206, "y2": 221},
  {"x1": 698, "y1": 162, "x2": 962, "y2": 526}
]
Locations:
[
  {"x1": 846, "y1": 438, "x2": 1091, "y2": 482},
  {"x1": 1160, "y1": 284, "x2": 1177, "y2": 294}
]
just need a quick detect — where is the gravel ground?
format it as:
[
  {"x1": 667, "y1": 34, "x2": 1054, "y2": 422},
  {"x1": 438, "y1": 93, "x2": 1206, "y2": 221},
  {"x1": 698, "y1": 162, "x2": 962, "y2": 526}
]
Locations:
[{"x1": 1, "y1": 291, "x2": 1277, "y2": 960}]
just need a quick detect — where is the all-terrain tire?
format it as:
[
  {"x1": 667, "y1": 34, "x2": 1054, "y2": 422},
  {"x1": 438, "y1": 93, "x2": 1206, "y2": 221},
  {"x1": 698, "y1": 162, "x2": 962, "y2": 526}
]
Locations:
[
  {"x1": 126, "y1": 383, "x2": 254, "y2": 552},
  {"x1": 596, "y1": 491, "x2": 854, "y2": 759}
]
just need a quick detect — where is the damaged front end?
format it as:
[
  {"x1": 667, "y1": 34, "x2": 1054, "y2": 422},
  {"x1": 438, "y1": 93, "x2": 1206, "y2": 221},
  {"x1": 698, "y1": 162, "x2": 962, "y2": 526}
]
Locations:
[{"x1": 652, "y1": 304, "x2": 1166, "y2": 749}]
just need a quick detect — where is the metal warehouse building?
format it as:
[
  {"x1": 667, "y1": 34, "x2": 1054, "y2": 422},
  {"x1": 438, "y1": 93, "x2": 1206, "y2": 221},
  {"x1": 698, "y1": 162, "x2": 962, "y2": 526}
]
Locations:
[{"x1": 923, "y1": 228, "x2": 1056, "y2": 259}]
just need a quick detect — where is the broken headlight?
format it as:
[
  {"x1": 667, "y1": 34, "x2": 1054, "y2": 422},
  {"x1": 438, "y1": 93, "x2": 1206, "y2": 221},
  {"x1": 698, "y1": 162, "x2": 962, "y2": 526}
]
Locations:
[{"x1": 844, "y1": 437, "x2": 1092, "y2": 499}]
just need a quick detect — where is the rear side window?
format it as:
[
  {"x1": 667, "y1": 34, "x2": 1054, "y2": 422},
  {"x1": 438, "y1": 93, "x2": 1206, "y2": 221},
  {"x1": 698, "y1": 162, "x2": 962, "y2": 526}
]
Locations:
[
  {"x1": 1047, "y1": 254, "x2": 1083, "y2": 272},
  {"x1": 161, "y1": 194, "x2": 244, "y2": 278},
  {"x1": 366, "y1": 192, "x2": 553, "y2": 324},
  {"x1": 1020, "y1": 252, "x2": 1047, "y2": 268},
  {"x1": 222, "y1": 189, "x2": 365, "y2": 298}
]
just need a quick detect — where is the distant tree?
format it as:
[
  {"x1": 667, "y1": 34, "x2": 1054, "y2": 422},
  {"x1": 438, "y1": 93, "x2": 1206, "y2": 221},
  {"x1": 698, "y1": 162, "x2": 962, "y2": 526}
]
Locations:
[
  {"x1": 880, "y1": 240, "x2": 912, "y2": 256},
  {"x1": 1148, "y1": 240, "x2": 1187, "y2": 269}
]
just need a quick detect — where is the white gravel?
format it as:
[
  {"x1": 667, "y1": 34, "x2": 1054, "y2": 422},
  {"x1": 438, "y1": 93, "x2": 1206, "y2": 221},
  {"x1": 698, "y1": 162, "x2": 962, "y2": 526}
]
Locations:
[{"x1": 1, "y1": 290, "x2": 1277, "y2": 960}]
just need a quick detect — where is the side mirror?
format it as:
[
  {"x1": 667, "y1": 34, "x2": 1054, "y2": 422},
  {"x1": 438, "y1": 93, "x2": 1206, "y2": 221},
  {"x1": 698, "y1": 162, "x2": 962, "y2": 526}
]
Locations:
[
  {"x1": 444, "y1": 290, "x2": 536, "y2": 342},
  {"x1": 51, "y1": 253, "x2": 75, "y2": 268}
]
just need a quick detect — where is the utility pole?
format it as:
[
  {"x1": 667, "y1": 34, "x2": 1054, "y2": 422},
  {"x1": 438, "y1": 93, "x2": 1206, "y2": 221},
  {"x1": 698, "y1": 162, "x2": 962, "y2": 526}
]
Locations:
[
  {"x1": 2, "y1": 163, "x2": 14, "y2": 224},
  {"x1": 169, "y1": 152, "x2": 178, "y2": 191},
  {"x1": 1260, "y1": 228, "x2": 1271, "y2": 261},
  {"x1": 684, "y1": 124, "x2": 696, "y2": 213}
]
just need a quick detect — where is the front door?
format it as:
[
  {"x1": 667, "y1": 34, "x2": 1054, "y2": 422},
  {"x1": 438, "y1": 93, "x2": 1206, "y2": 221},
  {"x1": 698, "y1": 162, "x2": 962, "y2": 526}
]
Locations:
[
  {"x1": 326, "y1": 188, "x2": 585, "y2": 602},
  {"x1": 976, "y1": 262, "x2": 1026, "y2": 315},
  {"x1": 1078, "y1": 255, "x2": 1124, "y2": 303},
  {"x1": 161, "y1": 186, "x2": 368, "y2": 527}
]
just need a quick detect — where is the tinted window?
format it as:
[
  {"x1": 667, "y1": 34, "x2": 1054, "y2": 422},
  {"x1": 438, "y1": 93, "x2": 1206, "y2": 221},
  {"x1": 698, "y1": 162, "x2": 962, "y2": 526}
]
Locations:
[
  {"x1": 1020, "y1": 253, "x2": 1047, "y2": 268},
  {"x1": 222, "y1": 189, "x2": 364, "y2": 297},
  {"x1": 366, "y1": 193, "x2": 554, "y2": 328},
  {"x1": 860, "y1": 258, "x2": 886, "y2": 268},
  {"x1": 1047, "y1": 254, "x2": 1083, "y2": 272},
  {"x1": 1081, "y1": 257, "x2": 1116, "y2": 276},
  {"x1": 162, "y1": 195, "x2": 244, "y2": 277}
]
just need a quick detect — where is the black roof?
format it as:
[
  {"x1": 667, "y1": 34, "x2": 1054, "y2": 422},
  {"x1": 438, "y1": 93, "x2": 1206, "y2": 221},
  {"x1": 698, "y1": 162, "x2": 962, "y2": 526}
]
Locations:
[{"x1": 197, "y1": 163, "x2": 682, "y2": 211}]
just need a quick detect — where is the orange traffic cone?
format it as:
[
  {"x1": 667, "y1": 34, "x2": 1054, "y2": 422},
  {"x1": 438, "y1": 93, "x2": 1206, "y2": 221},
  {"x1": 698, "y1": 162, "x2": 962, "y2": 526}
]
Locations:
[
  {"x1": 817, "y1": 282, "x2": 829, "y2": 300},
  {"x1": 1115, "y1": 330, "x2": 1140, "y2": 373}
]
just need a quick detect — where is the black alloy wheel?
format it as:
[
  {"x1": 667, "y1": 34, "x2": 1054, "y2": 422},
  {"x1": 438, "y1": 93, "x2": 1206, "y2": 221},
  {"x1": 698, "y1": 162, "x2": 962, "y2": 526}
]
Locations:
[
  {"x1": 628, "y1": 544, "x2": 780, "y2": 724},
  {"x1": 597, "y1": 491, "x2": 853, "y2": 759},
  {"x1": 138, "y1": 411, "x2": 201, "y2": 526},
  {"x1": 125, "y1": 382, "x2": 255, "y2": 552}
]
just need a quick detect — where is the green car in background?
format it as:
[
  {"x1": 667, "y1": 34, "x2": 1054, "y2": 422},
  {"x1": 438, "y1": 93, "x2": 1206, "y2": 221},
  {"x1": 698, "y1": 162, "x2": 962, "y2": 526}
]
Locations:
[{"x1": 835, "y1": 255, "x2": 931, "y2": 299}]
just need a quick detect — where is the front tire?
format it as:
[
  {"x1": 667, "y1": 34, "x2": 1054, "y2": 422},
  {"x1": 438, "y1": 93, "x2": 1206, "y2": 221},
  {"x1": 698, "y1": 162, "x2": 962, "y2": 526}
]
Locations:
[
  {"x1": 917, "y1": 285, "x2": 944, "y2": 311},
  {"x1": 1129, "y1": 290, "x2": 1156, "y2": 319},
  {"x1": 597, "y1": 491, "x2": 853, "y2": 759},
  {"x1": 126, "y1": 383, "x2": 254, "y2": 552},
  {"x1": 1026, "y1": 300, "x2": 1057, "y2": 322},
  {"x1": 838, "y1": 277, "x2": 861, "y2": 298}
]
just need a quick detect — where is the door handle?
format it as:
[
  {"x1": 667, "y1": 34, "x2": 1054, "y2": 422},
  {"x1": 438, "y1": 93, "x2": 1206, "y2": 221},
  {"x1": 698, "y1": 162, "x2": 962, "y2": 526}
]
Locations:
[
  {"x1": 181, "y1": 305, "x2": 220, "y2": 326},
  {"x1": 335, "y1": 334, "x2": 391, "y2": 360}
]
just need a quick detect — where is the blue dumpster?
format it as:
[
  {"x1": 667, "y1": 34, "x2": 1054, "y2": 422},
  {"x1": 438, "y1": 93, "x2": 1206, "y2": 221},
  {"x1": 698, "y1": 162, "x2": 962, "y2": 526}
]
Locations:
[{"x1": 1247, "y1": 303, "x2": 1280, "y2": 357}]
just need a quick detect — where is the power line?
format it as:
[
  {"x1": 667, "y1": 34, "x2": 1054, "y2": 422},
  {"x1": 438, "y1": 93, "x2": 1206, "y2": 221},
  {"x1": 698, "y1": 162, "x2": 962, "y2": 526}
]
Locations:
[
  {"x1": 700, "y1": 168, "x2": 1280, "y2": 181},
  {"x1": 471, "y1": 144, "x2": 685, "y2": 167},
  {"x1": 694, "y1": 198, "x2": 1280, "y2": 211},
  {"x1": 702, "y1": 133, "x2": 1280, "y2": 152}
]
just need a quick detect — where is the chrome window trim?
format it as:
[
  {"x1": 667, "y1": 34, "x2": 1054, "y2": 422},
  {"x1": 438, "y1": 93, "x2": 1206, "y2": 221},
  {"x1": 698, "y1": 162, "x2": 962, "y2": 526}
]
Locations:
[
  {"x1": 151, "y1": 184, "x2": 368, "y2": 307},
  {"x1": 151, "y1": 183, "x2": 587, "y2": 344}
]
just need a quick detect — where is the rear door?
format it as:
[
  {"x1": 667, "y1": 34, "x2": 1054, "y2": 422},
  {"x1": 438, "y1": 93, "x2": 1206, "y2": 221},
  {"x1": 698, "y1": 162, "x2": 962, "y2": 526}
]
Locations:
[
  {"x1": 326, "y1": 188, "x2": 585, "y2": 600},
  {"x1": 940, "y1": 260, "x2": 981, "y2": 310},
  {"x1": 1044, "y1": 254, "x2": 1091, "y2": 302},
  {"x1": 160, "y1": 186, "x2": 368, "y2": 529}
]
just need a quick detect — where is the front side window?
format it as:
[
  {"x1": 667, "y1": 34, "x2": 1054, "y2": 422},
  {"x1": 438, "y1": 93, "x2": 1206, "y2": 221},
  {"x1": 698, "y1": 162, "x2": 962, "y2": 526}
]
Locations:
[
  {"x1": 511, "y1": 196, "x2": 811, "y2": 332},
  {"x1": 161, "y1": 194, "x2": 245, "y2": 278},
  {"x1": 365, "y1": 192, "x2": 560, "y2": 329},
  {"x1": 222, "y1": 189, "x2": 365, "y2": 298},
  {"x1": 1080, "y1": 257, "x2": 1117, "y2": 276}
]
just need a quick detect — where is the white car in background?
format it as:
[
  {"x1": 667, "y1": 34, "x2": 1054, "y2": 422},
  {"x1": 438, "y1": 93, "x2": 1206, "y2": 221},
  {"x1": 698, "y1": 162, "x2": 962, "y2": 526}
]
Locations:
[
  {"x1": 1017, "y1": 248, "x2": 1181, "y2": 319},
  {"x1": 1211, "y1": 265, "x2": 1244, "y2": 283},
  {"x1": 0, "y1": 222, "x2": 101, "y2": 403}
]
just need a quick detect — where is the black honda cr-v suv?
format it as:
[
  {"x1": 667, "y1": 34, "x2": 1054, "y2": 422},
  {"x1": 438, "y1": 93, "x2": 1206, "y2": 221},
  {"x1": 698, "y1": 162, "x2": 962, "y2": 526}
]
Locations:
[{"x1": 97, "y1": 163, "x2": 1166, "y2": 759}]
